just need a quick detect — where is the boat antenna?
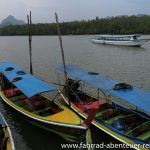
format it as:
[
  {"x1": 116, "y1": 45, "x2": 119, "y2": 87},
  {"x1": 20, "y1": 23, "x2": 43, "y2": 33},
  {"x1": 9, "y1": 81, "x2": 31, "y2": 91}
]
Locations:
[{"x1": 27, "y1": 11, "x2": 33, "y2": 75}]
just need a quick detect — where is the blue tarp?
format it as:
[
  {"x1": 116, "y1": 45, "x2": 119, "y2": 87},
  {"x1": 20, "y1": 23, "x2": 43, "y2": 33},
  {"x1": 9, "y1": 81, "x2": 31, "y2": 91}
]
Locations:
[
  {"x1": 0, "y1": 62, "x2": 57, "y2": 97},
  {"x1": 57, "y1": 64, "x2": 150, "y2": 113}
]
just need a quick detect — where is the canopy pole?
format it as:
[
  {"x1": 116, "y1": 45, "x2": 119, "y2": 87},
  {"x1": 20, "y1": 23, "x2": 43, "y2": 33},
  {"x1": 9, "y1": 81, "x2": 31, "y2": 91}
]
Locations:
[
  {"x1": 27, "y1": 11, "x2": 33, "y2": 75},
  {"x1": 55, "y1": 13, "x2": 70, "y2": 105}
]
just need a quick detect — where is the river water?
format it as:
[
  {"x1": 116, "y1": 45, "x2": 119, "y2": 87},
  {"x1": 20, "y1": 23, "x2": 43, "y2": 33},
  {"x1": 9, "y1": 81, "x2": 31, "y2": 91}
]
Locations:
[{"x1": 0, "y1": 35, "x2": 150, "y2": 150}]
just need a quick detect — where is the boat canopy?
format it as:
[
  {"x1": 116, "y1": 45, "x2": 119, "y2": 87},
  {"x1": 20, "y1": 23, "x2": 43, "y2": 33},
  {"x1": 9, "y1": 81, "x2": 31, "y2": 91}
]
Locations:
[
  {"x1": 57, "y1": 64, "x2": 150, "y2": 113},
  {"x1": 0, "y1": 62, "x2": 57, "y2": 97}
]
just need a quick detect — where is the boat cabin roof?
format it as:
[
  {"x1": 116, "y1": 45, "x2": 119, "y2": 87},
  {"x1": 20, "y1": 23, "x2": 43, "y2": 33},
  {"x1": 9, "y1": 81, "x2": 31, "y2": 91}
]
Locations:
[
  {"x1": 0, "y1": 62, "x2": 57, "y2": 97},
  {"x1": 57, "y1": 64, "x2": 150, "y2": 113}
]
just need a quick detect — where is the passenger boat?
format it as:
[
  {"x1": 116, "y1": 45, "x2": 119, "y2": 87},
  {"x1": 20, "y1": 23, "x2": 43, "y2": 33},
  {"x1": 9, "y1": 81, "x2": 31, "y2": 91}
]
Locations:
[
  {"x1": 0, "y1": 62, "x2": 93, "y2": 145},
  {"x1": 91, "y1": 34, "x2": 149, "y2": 46},
  {"x1": 57, "y1": 64, "x2": 150, "y2": 150},
  {"x1": 0, "y1": 112, "x2": 15, "y2": 150}
]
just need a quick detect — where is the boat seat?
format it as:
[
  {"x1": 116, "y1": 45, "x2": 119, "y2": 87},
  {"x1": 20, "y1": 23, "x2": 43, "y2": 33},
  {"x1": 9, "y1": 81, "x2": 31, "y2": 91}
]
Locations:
[
  {"x1": 124, "y1": 114, "x2": 139, "y2": 125},
  {"x1": 95, "y1": 111, "x2": 103, "y2": 117},
  {"x1": 15, "y1": 100, "x2": 26, "y2": 107},
  {"x1": 26, "y1": 96, "x2": 46, "y2": 110},
  {"x1": 11, "y1": 95, "x2": 27, "y2": 102},
  {"x1": 133, "y1": 128, "x2": 147, "y2": 137},
  {"x1": 22, "y1": 105, "x2": 34, "y2": 112},
  {"x1": 73, "y1": 101, "x2": 87, "y2": 112},
  {"x1": 4, "y1": 88, "x2": 19, "y2": 98},
  {"x1": 132, "y1": 121, "x2": 150, "y2": 137},
  {"x1": 84, "y1": 99, "x2": 106, "y2": 110},
  {"x1": 102, "y1": 109, "x2": 119, "y2": 120},
  {"x1": 95, "y1": 104, "x2": 110, "y2": 117},
  {"x1": 96, "y1": 108, "x2": 114, "y2": 119},
  {"x1": 137, "y1": 130, "x2": 150, "y2": 140},
  {"x1": 50, "y1": 103, "x2": 61, "y2": 113},
  {"x1": 33, "y1": 107, "x2": 50, "y2": 114}
]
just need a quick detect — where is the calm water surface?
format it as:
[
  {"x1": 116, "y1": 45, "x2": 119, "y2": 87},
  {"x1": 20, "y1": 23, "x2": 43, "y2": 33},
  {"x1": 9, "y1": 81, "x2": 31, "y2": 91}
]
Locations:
[{"x1": 0, "y1": 35, "x2": 150, "y2": 149}]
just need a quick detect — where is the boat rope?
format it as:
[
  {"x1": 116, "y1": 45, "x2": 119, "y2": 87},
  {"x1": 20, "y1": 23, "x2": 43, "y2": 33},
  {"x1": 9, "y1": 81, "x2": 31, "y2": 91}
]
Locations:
[
  {"x1": 51, "y1": 92, "x2": 60, "y2": 103},
  {"x1": 68, "y1": 86, "x2": 84, "y2": 105}
]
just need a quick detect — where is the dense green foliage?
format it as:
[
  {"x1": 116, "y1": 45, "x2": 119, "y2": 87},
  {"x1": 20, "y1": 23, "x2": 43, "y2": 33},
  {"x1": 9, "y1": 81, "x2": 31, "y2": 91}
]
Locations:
[{"x1": 0, "y1": 15, "x2": 150, "y2": 35}]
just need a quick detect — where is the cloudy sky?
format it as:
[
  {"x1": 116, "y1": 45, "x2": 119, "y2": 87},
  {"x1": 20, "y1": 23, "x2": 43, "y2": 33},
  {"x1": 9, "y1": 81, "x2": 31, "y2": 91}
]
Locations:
[{"x1": 0, "y1": 0, "x2": 150, "y2": 23}]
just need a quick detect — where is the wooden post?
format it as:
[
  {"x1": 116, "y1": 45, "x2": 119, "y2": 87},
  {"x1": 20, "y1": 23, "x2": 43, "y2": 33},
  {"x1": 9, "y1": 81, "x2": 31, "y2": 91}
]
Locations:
[
  {"x1": 55, "y1": 13, "x2": 68, "y2": 83},
  {"x1": 27, "y1": 11, "x2": 33, "y2": 75},
  {"x1": 55, "y1": 13, "x2": 70, "y2": 105}
]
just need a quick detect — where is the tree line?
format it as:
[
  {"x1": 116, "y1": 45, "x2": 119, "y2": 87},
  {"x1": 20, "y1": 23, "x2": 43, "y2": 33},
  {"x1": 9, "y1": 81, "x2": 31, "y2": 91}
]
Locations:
[{"x1": 0, "y1": 15, "x2": 150, "y2": 36}]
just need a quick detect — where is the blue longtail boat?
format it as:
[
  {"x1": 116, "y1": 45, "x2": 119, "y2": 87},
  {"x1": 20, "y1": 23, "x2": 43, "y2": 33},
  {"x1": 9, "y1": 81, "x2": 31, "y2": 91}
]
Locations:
[
  {"x1": 57, "y1": 64, "x2": 150, "y2": 150},
  {"x1": 0, "y1": 62, "x2": 94, "y2": 146}
]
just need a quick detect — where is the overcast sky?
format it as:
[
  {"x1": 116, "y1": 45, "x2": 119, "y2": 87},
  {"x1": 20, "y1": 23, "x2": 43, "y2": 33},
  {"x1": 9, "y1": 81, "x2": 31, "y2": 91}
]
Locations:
[{"x1": 0, "y1": 0, "x2": 150, "y2": 23}]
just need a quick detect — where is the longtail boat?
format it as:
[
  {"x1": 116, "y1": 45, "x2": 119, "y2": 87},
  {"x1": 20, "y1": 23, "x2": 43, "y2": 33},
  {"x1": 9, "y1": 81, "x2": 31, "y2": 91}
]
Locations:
[
  {"x1": 91, "y1": 34, "x2": 149, "y2": 47},
  {"x1": 0, "y1": 62, "x2": 93, "y2": 145},
  {"x1": 57, "y1": 64, "x2": 150, "y2": 150},
  {"x1": 0, "y1": 112, "x2": 15, "y2": 150}
]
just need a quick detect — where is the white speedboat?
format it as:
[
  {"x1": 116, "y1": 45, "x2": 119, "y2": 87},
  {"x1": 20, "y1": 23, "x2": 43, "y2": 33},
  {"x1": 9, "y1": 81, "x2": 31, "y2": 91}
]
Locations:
[{"x1": 91, "y1": 34, "x2": 149, "y2": 46}]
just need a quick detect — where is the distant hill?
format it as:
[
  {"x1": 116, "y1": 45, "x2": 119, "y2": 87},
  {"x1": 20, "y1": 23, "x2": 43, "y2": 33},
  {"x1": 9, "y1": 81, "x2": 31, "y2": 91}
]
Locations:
[{"x1": 1, "y1": 15, "x2": 25, "y2": 27}]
